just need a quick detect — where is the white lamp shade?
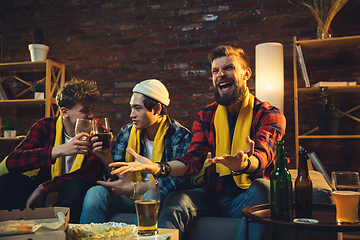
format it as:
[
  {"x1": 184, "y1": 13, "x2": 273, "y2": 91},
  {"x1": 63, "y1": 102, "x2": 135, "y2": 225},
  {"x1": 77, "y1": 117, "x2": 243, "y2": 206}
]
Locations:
[{"x1": 255, "y1": 42, "x2": 284, "y2": 112}]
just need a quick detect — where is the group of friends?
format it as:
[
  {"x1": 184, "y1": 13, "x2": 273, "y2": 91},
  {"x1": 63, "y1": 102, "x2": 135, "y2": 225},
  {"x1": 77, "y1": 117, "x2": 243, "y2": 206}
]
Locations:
[{"x1": 0, "y1": 45, "x2": 286, "y2": 240}]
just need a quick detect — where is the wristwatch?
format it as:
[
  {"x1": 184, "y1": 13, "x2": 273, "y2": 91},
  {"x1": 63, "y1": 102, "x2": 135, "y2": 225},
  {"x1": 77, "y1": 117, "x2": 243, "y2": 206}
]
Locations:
[
  {"x1": 231, "y1": 158, "x2": 251, "y2": 176},
  {"x1": 154, "y1": 162, "x2": 171, "y2": 178}
]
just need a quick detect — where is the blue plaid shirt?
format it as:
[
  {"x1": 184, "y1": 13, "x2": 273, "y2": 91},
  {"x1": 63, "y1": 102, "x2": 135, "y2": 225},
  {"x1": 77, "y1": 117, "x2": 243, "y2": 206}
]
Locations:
[{"x1": 111, "y1": 117, "x2": 192, "y2": 195}]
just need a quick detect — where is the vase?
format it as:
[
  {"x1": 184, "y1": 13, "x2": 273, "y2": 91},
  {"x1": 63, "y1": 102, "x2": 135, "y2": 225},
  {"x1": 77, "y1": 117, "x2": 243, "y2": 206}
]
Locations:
[
  {"x1": 4, "y1": 130, "x2": 16, "y2": 138},
  {"x1": 315, "y1": 112, "x2": 341, "y2": 135},
  {"x1": 28, "y1": 44, "x2": 49, "y2": 62},
  {"x1": 317, "y1": 25, "x2": 332, "y2": 39}
]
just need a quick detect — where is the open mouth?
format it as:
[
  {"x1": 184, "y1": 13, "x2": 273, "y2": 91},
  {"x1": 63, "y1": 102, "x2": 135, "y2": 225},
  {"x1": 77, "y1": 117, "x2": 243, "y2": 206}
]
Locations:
[{"x1": 217, "y1": 80, "x2": 234, "y2": 93}]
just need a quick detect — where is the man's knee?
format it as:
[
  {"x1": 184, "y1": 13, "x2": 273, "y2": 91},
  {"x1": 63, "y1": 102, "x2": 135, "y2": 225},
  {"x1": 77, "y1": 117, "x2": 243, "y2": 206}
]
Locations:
[
  {"x1": 83, "y1": 186, "x2": 109, "y2": 205},
  {"x1": 247, "y1": 179, "x2": 270, "y2": 203}
]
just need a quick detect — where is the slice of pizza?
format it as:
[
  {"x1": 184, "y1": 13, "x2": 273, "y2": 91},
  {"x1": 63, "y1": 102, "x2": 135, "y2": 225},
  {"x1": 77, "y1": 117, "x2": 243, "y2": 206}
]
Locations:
[{"x1": 0, "y1": 221, "x2": 35, "y2": 236}]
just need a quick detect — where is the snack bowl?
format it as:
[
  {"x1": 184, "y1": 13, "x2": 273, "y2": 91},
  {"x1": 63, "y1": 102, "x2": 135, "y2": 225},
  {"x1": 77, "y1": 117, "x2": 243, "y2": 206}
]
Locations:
[{"x1": 67, "y1": 222, "x2": 138, "y2": 240}]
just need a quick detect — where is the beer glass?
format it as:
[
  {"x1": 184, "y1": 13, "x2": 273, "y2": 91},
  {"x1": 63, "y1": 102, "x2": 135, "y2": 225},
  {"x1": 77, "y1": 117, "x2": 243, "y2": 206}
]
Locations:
[
  {"x1": 91, "y1": 118, "x2": 111, "y2": 151},
  {"x1": 75, "y1": 118, "x2": 92, "y2": 152},
  {"x1": 75, "y1": 118, "x2": 92, "y2": 140},
  {"x1": 331, "y1": 171, "x2": 360, "y2": 224},
  {"x1": 134, "y1": 181, "x2": 160, "y2": 236}
]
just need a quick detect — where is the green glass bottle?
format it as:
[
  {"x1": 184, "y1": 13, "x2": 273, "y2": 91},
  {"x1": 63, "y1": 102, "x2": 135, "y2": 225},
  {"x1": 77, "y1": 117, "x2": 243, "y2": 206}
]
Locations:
[
  {"x1": 270, "y1": 140, "x2": 293, "y2": 221},
  {"x1": 295, "y1": 147, "x2": 313, "y2": 218}
]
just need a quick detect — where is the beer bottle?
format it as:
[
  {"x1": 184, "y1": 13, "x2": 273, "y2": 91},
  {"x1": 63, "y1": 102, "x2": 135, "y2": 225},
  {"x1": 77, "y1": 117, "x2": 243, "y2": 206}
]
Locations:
[
  {"x1": 295, "y1": 147, "x2": 313, "y2": 218},
  {"x1": 270, "y1": 140, "x2": 293, "y2": 221}
]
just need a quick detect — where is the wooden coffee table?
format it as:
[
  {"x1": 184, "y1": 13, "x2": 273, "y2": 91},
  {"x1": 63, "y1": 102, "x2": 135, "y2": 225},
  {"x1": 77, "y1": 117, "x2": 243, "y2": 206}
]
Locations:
[{"x1": 242, "y1": 203, "x2": 360, "y2": 240}]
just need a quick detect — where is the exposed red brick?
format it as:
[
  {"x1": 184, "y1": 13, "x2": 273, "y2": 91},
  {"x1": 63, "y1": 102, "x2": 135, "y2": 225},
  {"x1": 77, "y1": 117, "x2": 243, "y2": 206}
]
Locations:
[
  {"x1": 150, "y1": 11, "x2": 175, "y2": 19},
  {"x1": 127, "y1": 73, "x2": 150, "y2": 80},
  {"x1": 205, "y1": 5, "x2": 229, "y2": 13},
  {"x1": 115, "y1": 23, "x2": 138, "y2": 31},
  {"x1": 137, "y1": 4, "x2": 161, "y2": 13},
  {"x1": 139, "y1": 34, "x2": 162, "y2": 42},
  {"x1": 141, "y1": 19, "x2": 164, "y2": 27},
  {"x1": 150, "y1": 26, "x2": 175, "y2": 34}
]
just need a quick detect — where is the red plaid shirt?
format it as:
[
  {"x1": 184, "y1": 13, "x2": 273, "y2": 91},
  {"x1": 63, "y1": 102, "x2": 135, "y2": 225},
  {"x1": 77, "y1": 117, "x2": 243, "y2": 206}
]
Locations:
[
  {"x1": 5, "y1": 117, "x2": 105, "y2": 194},
  {"x1": 175, "y1": 97, "x2": 286, "y2": 193}
]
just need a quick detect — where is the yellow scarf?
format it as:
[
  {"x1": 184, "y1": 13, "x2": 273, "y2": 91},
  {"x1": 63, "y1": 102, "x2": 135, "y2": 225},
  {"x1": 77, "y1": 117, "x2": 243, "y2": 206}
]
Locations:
[
  {"x1": 45, "y1": 116, "x2": 85, "y2": 207},
  {"x1": 194, "y1": 88, "x2": 254, "y2": 189},
  {"x1": 125, "y1": 115, "x2": 168, "y2": 182}
]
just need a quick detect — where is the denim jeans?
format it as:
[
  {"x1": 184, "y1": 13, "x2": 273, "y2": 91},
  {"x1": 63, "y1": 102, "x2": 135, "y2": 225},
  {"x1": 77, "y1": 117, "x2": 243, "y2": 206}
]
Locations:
[
  {"x1": 80, "y1": 185, "x2": 135, "y2": 224},
  {"x1": 159, "y1": 179, "x2": 272, "y2": 240},
  {"x1": 80, "y1": 185, "x2": 169, "y2": 224}
]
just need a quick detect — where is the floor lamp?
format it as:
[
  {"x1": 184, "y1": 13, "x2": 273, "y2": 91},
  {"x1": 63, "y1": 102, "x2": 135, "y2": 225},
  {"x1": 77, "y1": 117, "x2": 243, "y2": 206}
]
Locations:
[{"x1": 255, "y1": 42, "x2": 284, "y2": 112}]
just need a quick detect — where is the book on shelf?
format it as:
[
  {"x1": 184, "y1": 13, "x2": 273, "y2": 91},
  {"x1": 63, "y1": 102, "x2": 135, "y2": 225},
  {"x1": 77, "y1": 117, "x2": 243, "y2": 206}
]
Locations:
[
  {"x1": 296, "y1": 44, "x2": 310, "y2": 88},
  {"x1": 311, "y1": 81, "x2": 357, "y2": 88},
  {"x1": 307, "y1": 152, "x2": 331, "y2": 186},
  {"x1": 0, "y1": 82, "x2": 14, "y2": 99},
  {"x1": 0, "y1": 84, "x2": 7, "y2": 100}
]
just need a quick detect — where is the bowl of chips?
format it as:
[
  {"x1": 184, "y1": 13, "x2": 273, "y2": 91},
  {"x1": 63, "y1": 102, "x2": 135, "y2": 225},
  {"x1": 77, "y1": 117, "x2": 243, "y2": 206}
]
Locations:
[{"x1": 67, "y1": 222, "x2": 138, "y2": 240}]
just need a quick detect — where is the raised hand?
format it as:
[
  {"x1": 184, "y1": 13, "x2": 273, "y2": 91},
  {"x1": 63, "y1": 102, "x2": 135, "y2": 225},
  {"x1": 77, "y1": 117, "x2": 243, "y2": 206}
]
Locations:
[
  {"x1": 109, "y1": 147, "x2": 158, "y2": 176},
  {"x1": 206, "y1": 136, "x2": 255, "y2": 172},
  {"x1": 52, "y1": 132, "x2": 91, "y2": 159},
  {"x1": 90, "y1": 131, "x2": 114, "y2": 154}
]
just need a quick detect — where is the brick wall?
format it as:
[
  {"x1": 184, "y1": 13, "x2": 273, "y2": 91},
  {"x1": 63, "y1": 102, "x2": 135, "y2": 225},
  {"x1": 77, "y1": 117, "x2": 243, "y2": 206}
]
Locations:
[{"x1": 1, "y1": 0, "x2": 360, "y2": 173}]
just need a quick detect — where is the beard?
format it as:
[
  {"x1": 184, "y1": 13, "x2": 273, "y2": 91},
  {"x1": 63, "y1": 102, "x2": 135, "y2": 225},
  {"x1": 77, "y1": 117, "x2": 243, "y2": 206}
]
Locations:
[{"x1": 215, "y1": 82, "x2": 247, "y2": 106}]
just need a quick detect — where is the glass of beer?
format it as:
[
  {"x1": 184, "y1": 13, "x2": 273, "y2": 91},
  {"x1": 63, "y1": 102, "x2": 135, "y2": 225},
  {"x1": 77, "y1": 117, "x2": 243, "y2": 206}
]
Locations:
[
  {"x1": 75, "y1": 118, "x2": 92, "y2": 152},
  {"x1": 91, "y1": 118, "x2": 111, "y2": 151},
  {"x1": 75, "y1": 118, "x2": 92, "y2": 139},
  {"x1": 134, "y1": 181, "x2": 160, "y2": 236},
  {"x1": 331, "y1": 171, "x2": 360, "y2": 224}
]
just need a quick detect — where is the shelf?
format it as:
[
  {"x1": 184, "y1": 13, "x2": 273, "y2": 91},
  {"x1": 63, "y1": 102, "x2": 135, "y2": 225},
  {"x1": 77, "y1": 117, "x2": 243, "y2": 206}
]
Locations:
[
  {"x1": 0, "y1": 137, "x2": 24, "y2": 141},
  {"x1": 298, "y1": 85, "x2": 360, "y2": 94},
  {"x1": 0, "y1": 60, "x2": 65, "y2": 117},
  {"x1": 296, "y1": 35, "x2": 360, "y2": 51},
  {"x1": 0, "y1": 60, "x2": 64, "y2": 72},
  {"x1": 293, "y1": 35, "x2": 360, "y2": 168},
  {"x1": 0, "y1": 99, "x2": 56, "y2": 106}
]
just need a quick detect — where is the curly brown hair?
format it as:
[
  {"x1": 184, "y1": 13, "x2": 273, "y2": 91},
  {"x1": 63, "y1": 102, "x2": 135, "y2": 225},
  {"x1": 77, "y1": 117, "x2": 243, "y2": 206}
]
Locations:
[{"x1": 56, "y1": 78, "x2": 99, "y2": 109}]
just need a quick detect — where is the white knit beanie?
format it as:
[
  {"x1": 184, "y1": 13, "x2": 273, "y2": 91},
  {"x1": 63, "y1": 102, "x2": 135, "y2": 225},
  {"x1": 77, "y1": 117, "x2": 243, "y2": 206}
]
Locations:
[{"x1": 132, "y1": 79, "x2": 170, "y2": 106}]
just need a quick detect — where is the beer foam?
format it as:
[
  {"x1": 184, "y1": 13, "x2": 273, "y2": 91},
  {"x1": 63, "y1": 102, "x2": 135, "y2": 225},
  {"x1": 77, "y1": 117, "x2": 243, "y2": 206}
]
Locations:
[{"x1": 332, "y1": 191, "x2": 360, "y2": 195}]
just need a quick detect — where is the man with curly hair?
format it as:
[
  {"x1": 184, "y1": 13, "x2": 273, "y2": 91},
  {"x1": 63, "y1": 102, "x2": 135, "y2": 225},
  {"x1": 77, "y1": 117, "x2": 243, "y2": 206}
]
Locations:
[{"x1": 0, "y1": 78, "x2": 105, "y2": 223}]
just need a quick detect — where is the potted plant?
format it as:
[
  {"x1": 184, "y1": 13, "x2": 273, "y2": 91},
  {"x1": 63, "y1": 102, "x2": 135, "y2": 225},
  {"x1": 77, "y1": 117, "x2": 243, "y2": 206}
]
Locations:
[
  {"x1": 31, "y1": 81, "x2": 45, "y2": 99},
  {"x1": 2, "y1": 119, "x2": 17, "y2": 138},
  {"x1": 28, "y1": 28, "x2": 49, "y2": 62},
  {"x1": 310, "y1": 87, "x2": 341, "y2": 135}
]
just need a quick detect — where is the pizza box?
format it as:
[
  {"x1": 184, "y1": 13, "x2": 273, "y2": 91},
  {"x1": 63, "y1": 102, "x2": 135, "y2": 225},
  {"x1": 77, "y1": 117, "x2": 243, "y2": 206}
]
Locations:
[{"x1": 0, "y1": 207, "x2": 69, "y2": 240}]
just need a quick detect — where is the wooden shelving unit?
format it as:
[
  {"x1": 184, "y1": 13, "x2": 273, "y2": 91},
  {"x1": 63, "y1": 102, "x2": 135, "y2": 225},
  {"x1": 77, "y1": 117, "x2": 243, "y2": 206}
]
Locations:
[
  {"x1": 0, "y1": 59, "x2": 65, "y2": 140},
  {"x1": 293, "y1": 35, "x2": 360, "y2": 167}
]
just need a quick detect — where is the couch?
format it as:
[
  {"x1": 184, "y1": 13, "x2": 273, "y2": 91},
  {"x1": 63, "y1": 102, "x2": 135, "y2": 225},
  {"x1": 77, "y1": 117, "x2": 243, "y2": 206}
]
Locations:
[{"x1": 109, "y1": 169, "x2": 335, "y2": 240}]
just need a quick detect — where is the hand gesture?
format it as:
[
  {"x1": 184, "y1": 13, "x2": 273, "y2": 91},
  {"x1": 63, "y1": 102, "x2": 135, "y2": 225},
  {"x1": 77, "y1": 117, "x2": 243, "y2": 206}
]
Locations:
[
  {"x1": 52, "y1": 132, "x2": 91, "y2": 159},
  {"x1": 109, "y1": 147, "x2": 157, "y2": 176},
  {"x1": 26, "y1": 184, "x2": 45, "y2": 209},
  {"x1": 97, "y1": 174, "x2": 134, "y2": 196},
  {"x1": 90, "y1": 132, "x2": 114, "y2": 155},
  {"x1": 206, "y1": 136, "x2": 255, "y2": 172}
]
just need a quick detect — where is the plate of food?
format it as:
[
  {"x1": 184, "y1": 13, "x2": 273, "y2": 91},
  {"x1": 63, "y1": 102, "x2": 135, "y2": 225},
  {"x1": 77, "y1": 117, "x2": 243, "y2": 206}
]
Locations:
[
  {"x1": 293, "y1": 218, "x2": 319, "y2": 224},
  {"x1": 67, "y1": 222, "x2": 138, "y2": 240}
]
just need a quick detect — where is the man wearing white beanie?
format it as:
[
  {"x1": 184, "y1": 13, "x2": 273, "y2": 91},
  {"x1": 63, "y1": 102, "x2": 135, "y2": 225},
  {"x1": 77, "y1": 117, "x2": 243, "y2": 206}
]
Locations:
[{"x1": 80, "y1": 79, "x2": 192, "y2": 224}]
